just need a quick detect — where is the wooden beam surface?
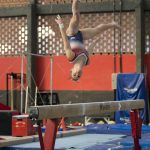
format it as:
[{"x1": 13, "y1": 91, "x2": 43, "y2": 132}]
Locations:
[{"x1": 29, "y1": 99, "x2": 145, "y2": 120}]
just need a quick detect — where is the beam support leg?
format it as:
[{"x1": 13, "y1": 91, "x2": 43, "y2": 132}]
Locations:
[
  {"x1": 130, "y1": 109, "x2": 142, "y2": 150},
  {"x1": 58, "y1": 117, "x2": 66, "y2": 131},
  {"x1": 44, "y1": 119, "x2": 58, "y2": 150},
  {"x1": 37, "y1": 124, "x2": 45, "y2": 150}
]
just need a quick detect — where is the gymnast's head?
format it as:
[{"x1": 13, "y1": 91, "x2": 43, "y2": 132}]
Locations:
[{"x1": 70, "y1": 66, "x2": 82, "y2": 81}]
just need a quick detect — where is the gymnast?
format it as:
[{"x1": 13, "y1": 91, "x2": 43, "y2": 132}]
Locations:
[{"x1": 55, "y1": 0, "x2": 120, "y2": 81}]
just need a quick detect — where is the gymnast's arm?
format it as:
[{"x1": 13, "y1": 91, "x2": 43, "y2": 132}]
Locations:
[
  {"x1": 55, "y1": 15, "x2": 75, "y2": 60},
  {"x1": 55, "y1": 15, "x2": 70, "y2": 51}
]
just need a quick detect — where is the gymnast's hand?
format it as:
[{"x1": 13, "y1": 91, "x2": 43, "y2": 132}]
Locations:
[{"x1": 55, "y1": 15, "x2": 64, "y2": 29}]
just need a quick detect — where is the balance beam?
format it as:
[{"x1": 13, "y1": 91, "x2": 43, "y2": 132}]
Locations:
[{"x1": 28, "y1": 99, "x2": 144, "y2": 120}]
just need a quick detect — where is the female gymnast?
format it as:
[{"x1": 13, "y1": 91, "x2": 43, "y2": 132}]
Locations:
[{"x1": 55, "y1": 0, "x2": 120, "y2": 81}]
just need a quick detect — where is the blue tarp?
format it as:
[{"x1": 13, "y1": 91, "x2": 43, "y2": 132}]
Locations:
[
  {"x1": 86, "y1": 124, "x2": 150, "y2": 135},
  {"x1": 115, "y1": 73, "x2": 149, "y2": 124}
]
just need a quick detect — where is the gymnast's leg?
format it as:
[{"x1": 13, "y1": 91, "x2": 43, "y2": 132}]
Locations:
[
  {"x1": 80, "y1": 22, "x2": 120, "y2": 40},
  {"x1": 66, "y1": 0, "x2": 80, "y2": 36}
]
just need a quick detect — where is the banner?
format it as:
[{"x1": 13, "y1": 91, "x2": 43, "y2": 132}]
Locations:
[{"x1": 115, "y1": 73, "x2": 149, "y2": 124}]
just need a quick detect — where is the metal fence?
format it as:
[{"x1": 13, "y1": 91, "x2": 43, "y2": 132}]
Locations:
[{"x1": 0, "y1": 0, "x2": 149, "y2": 56}]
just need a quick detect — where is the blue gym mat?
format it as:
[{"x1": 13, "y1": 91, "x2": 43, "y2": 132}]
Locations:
[
  {"x1": 2, "y1": 124, "x2": 150, "y2": 150},
  {"x1": 86, "y1": 124, "x2": 150, "y2": 135}
]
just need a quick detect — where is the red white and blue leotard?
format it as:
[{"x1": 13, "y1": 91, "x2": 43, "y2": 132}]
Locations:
[{"x1": 67, "y1": 31, "x2": 89, "y2": 65}]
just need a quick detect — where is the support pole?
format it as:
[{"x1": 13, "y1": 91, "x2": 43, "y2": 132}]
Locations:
[
  {"x1": 113, "y1": 0, "x2": 116, "y2": 73},
  {"x1": 21, "y1": 54, "x2": 24, "y2": 114},
  {"x1": 27, "y1": 0, "x2": 38, "y2": 105},
  {"x1": 25, "y1": 86, "x2": 29, "y2": 114},
  {"x1": 34, "y1": 86, "x2": 38, "y2": 106},
  {"x1": 6, "y1": 74, "x2": 9, "y2": 106},
  {"x1": 119, "y1": 0, "x2": 122, "y2": 73},
  {"x1": 135, "y1": 0, "x2": 145, "y2": 73},
  {"x1": 10, "y1": 74, "x2": 14, "y2": 111},
  {"x1": 50, "y1": 55, "x2": 53, "y2": 105}
]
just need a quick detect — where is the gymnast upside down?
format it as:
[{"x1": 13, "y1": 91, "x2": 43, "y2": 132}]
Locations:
[{"x1": 55, "y1": 0, "x2": 120, "y2": 81}]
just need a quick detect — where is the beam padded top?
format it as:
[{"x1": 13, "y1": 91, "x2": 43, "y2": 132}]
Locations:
[{"x1": 28, "y1": 99, "x2": 144, "y2": 120}]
